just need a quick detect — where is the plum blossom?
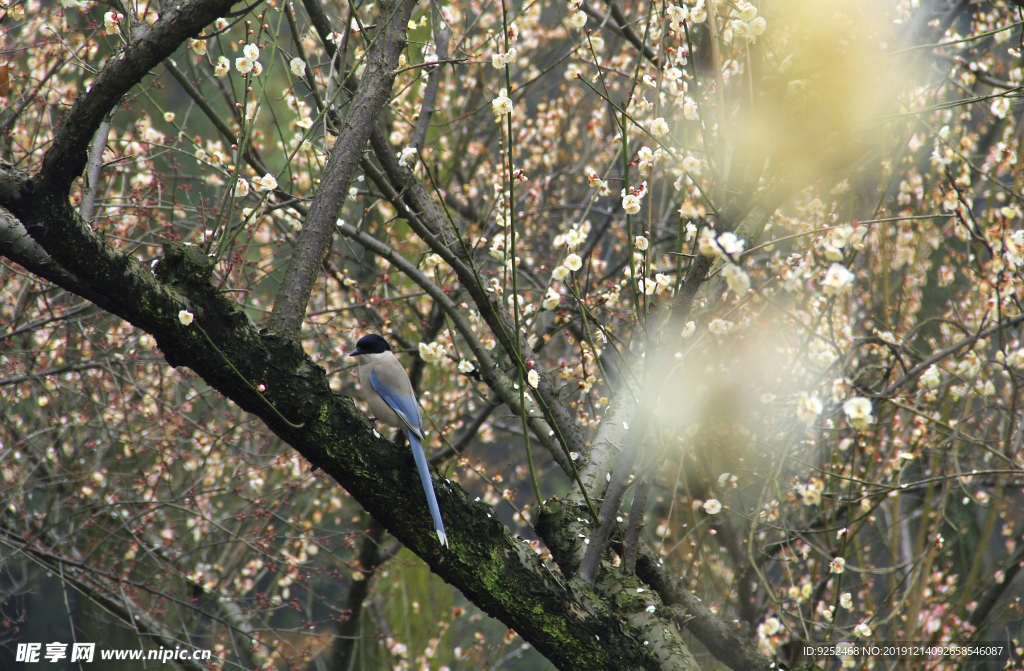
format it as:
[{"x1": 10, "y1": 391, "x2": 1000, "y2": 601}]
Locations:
[
  {"x1": 638, "y1": 278, "x2": 657, "y2": 295},
  {"x1": 252, "y1": 173, "x2": 278, "y2": 192},
  {"x1": 681, "y1": 156, "x2": 701, "y2": 174},
  {"x1": 104, "y1": 12, "x2": 122, "y2": 35},
  {"x1": 527, "y1": 369, "x2": 540, "y2": 388},
  {"x1": 822, "y1": 263, "x2": 855, "y2": 295},
  {"x1": 722, "y1": 263, "x2": 750, "y2": 294},
  {"x1": 419, "y1": 342, "x2": 446, "y2": 364},
  {"x1": 796, "y1": 392, "x2": 822, "y2": 425},
  {"x1": 236, "y1": 57, "x2": 255, "y2": 74},
  {"x1": 399, "y1": 146, "x2": 417, "y2": 167},
  {"x1": 542, "y1": 287, "x2": 560, "y2": 310},
  {"x1": 623, "y1": 194, "x2": 642, "y2": 215},
  {"x1": 698, "y1": 230, "x2": 745, "y2": 258},
  {"x1": 843, "y1": 397, "x2": 874, "y2": 428},
  {"x1": 796, "y1": 479, "x2": 822, "y2": 506},
  {"x1": 991, "y1": 95, "x2": 1011, "y2": 119},
  {"x1": 682, "y1": 97, "x2": 699, "y2": 120},
  {"x1": 708, "y1": 319, "x2": 730, "y2": 335},
  {"x1": 492, "y1": 89, "x2": 513, "y2": 116}
]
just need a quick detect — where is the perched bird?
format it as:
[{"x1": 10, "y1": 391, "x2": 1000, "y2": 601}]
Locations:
[{"x1": 349, "y1": 334, "x2": 449, "y2": 547}]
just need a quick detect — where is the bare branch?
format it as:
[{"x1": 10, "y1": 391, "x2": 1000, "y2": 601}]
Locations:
[{"x1": 267, "y1": 0, "x2": 416, "y2": 339}]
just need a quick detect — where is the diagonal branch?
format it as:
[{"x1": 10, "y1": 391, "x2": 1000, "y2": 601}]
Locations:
[
  {"x1": 34, "y1": 0, "x2": 241, "y2": 193},
  {"x1": 266, "y1": 0, "x2": 416, "y2": 339}
]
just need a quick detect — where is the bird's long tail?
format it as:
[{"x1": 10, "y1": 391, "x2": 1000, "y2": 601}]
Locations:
[{"x1": 408, "y1": 432, "x2": 449, "y2": 547}]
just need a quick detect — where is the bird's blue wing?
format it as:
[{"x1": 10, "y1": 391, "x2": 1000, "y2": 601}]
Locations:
[{"x1": 369, "y1": 368, "x2": 423, "y2": 438}]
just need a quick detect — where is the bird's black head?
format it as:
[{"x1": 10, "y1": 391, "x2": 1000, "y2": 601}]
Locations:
[{"x1": 349, "y1": 334, "x2": 392, "y2": 357}]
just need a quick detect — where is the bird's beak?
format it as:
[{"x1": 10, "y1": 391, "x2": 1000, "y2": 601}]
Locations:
[{"x1": 348, "y1": 348, "x2": 363, "y2": 358}]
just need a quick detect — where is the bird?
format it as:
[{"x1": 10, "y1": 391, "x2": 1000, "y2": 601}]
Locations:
[{"x1": 349, "y1": 334, "x2": 449, "y2": 548}]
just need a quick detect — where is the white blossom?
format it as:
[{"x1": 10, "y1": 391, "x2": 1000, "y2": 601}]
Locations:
[
  {"x1": 492, "y1": 89, "x2": 513, "y2": 116},
  {"x1": 822, "y1": 263, "x2": 855, "y2": 295},
  {"x1": 991, "y1": 95, "x2": 1011, "y2": 119},
  {"x1": 527, "y1": 369, "x2": 540, "y2": 388},
  {"x1": 919, "y1": 365, "x2": 942, "y2": 389},
  {"x1": 796, "y1": 392, "x2": 823, "y2": 425},
  {"x1": 103, "y1": 11, "x2": 121, "y2": 35},
  {"x1": 722, "y1": 264, "x2": 750, "y2": 294},
  {"x1": 681, "y1": 156, "x2": 701, "y2": 174},
  {"x1": 638, "y1": 278, "x2": 657, "y2": 295},
  {"x1": 682, "y1": 97, "x2": 698, "y2": 120},
  {"x1": 843, "y1": 397, "x2": 874, "y2": 429},
  {"x1": 419, "y1": 342, "x2": 447, "y2": 364},
  {"x1": 708, "y1": 319, "x2": 730, "y2": 335},
  {"x1": 214, "y1": 57, "x2": 230, "y2": 78},
  {"x1": 253, "y1": 173, "x2": 278, "y2": 192},
  {"x1": 542, "y1": 287, "x2": 560, "y2": 310},
  {"x1": 689, "y1": 0, "x2": 707, "y2": 22},
  {"x1": 623, "y1": 194, "x2": 642, "y2": 215},
  {"x1": 399, "y1": 146, "x2": 417, "y2": 167}
]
